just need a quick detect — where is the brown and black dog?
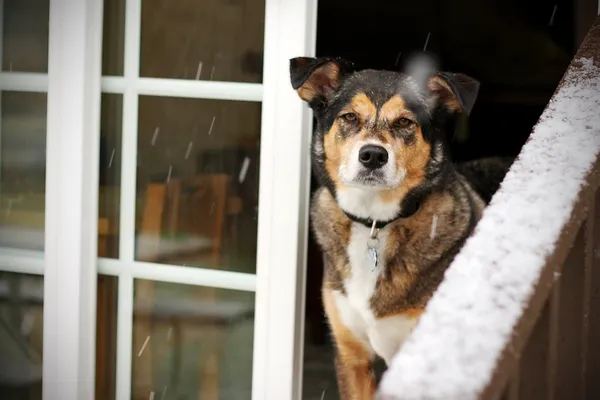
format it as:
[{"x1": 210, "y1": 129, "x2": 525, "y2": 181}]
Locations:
[{"x1": 290, "y1": 56, "x2": 512, "y2": 399}]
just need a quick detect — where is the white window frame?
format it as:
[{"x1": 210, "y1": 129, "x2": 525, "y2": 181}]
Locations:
[{"x1": 0, "y1": 0, "x2": 317, "y2": 399}]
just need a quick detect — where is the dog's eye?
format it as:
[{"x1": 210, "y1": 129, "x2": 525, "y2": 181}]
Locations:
[
  {"x1": 395, "y1": 117, "x2": 413, "y2": 128},
  {"x1": 341, "y1": 113, "x2": 357, "y2": 122}
]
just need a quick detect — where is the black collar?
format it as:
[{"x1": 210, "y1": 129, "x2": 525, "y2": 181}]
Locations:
[{"x1": 343, "y1": 201, "x2": 420, "y2": 230}]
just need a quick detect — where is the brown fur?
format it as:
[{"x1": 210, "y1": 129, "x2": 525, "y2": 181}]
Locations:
[
  {"x1": 289, "y1": 57, "x2": 499, "y2": 399},
  {"x1": 312, "y1": 89, "x2": 484, "y2": 399},
  {"x1": 371, "y1": 176, "x2": 483, "y2": 317},
  {"x1": 322, "y1": 93, "x2": 433, "y2": 209},
  {"x1": 313, "y1": 174, "x2": 484, "y2": 318},
  {"x1": 324, "y1": 290, "x2": 376, "y2": 400},
  {"x1": 313, "y1": 175, "x2": 484, "y2": 400},
  {"x1": 297, "y1": 62, "x2": 343, "y2": 102}
]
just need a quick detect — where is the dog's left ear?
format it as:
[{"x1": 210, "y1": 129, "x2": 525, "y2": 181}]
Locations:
[
  {"x1": 289, "y1": 57, "x2": 353, "y2": 106},
  {"x1": 427, "y1": 72, "x2": 480, "y2": 115}
]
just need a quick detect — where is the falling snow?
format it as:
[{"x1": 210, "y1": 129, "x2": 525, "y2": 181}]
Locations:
[
  {"x1": 208, "y1": 116, "x2": 216, "y2": 135},
  {"x1": 549, "y1": 5, "x2": 558, "y2": 27},
  {"x1": 378, "y1": 58, "x2": 600, "y2": 399},
  {"x1": 185, "y1": 141, "x2": 194, "y2": 159},
  {"x1": 151, "y1": 127, "x2": 160, "y2": 146},
  {"x1": 423, "y1": 32, "x2": 431, "y2": 51},
  {"x1": 239, "y1": 157, "x2": 251, "y2": 183},
  {"x1": 430, "y1": 214, "x2": 438, "y2": 240},
  {"x1": 138, "y1": 335, "x2": 151, "y2": 357},
  {"x1": 195, "y1": 61, "x2": 203, "y2": 80},
  {"x1": 166, "y1": 165, "x2": 173, "y2": 183},
  {"x1": 394, "y1": 51, "x2": 403, "y2": 67},
  {"x1": 108, "y1": 148, "x2": 116, "y2": 168}
]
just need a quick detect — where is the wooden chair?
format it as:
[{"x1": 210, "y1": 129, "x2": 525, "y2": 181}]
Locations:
[{"x1": 132, "y1": 174, "x2": 232, "y2": 400}]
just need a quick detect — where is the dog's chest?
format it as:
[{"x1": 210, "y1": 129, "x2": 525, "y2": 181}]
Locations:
[{"x1": 334, "y1": 223, "x2": 418, "y2": 364}]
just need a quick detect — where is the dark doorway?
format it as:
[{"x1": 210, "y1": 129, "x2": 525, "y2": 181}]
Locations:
[{"x1": 302, "y1": 1, "x2": 597, "y2": 399}]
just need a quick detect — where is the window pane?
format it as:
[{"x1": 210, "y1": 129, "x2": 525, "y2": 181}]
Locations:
[
  {"x1": 0, "y1": 92, "x2": 47, "y2": 251},
  {"x1": 0, "y1": 272, "x2": 43, "y2": 399},
  {"x1": 96, "y1": 275, "x2": 118, "y2": 400},
  {"x1": 132, "y1": 280, "x2": 254, "y2": 399},
  {"x1": 2, "y1": 0, "x2": 50, "y2": 73},
  {"x1": 102, "y1": 0, "x2": 125, "y2": 76},
  {"x1": 135, "y1": 96, "x2": 260, "y2": 273},
  {"x1": 139, "y1": 0, "x2": 265, "y2": 83},
  {"x1": 99, "y1": 94, "x2": 123, "y2": 259}
]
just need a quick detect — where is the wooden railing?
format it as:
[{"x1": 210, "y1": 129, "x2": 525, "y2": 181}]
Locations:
[{"x1": 377, "y1": 16, "x2": 600, "y2": 400}]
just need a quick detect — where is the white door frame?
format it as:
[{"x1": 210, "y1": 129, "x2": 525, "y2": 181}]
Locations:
[
  {"x1": 43, "y1": 0, "x2": 104, "y2": 398},
  {"x1": 0, "y1": 0, "x2": 317, "y2": 399},
  {"x1": 253, "y1": 0, "x2": 317, "y2": 398}
]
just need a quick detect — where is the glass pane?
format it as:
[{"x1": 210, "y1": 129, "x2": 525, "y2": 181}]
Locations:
[
  {"x1": 132, "y1": 280, "x2": 254, "y2": 399},
  {"x1": 96, "y1": 275, "x2": 118, "y2": 400},
  {"x1": 135, "y1": 96, "x2": 261, "y2": 273},
  {"x1": 0, "y1": 92, "x2": 47, "y2": 251},
  {"x1": 99, "y1": 94, "x2": 123, "y2": 259},
  {"x1": 2, "y1": 0, "x2": 50, "y2": 73},
  {"x1": 0, "y1": 272, "x2": 43, "y2": 399},
  {"x1": 102, "y1": 0, "x2": 125, "y2": 76},
  {"x1": 139, "y1": 0, "x2": 265, "y2": 83}
]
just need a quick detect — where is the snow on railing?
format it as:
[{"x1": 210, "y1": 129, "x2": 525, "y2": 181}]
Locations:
[{"x1": 377, "y1": 16, "x2": 600, "y2": 400}]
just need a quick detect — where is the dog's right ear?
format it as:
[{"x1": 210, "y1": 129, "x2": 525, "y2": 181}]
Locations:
[{"x1": 289, "y1": 57, "x2": 353, "y2": 106}]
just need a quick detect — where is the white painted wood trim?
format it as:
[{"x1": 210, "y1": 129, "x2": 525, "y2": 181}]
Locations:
[
  {"x1": 252, "y1": 0, "x2": 317, "y2": 399},
  {"x1": 43, "y1": 0, "x2": 104, "y2": 398}
]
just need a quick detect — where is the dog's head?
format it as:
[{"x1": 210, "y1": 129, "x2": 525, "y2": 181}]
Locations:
[{"x1": 290, "y1": 56, "x2": 479, "y2": 221}]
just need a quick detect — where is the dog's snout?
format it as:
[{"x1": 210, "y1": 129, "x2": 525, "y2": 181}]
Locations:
[{"x1": 358, "y1": 145, "x2": 389, "y2": 169}]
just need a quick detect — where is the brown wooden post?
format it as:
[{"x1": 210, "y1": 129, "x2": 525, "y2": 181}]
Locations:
[
  {"x1": 554, "y1": 222, "x2": 586, "y2": 399},
  {"x1": 502, "y1": 363, "x2": 520, "y2": 400},
  {"x1": 519, "y1": 299, "x2": 551, "y2": 400},
  {"x1": 586, "y1": 187, "x2": 600, "y2": 399},
  {"x1": 547, "y1": 270, "x2": 561, "y2": 400},
  {"x1": 582, "y1": 191, "x2": 595, "y2": 398}
]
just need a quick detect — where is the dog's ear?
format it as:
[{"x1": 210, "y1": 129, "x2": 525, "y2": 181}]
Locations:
[
  {"x1": 289, "y1": 57, "x2": 353, "y2": 106},
  {"x1": 427, "y1": 72, "x2": 480, "y2": 115}
]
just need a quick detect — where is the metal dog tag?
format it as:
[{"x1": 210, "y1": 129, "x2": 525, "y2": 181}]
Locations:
[
  {"x1": 368, "y1": 220, "x2": 380, "y2": 271},
  {"x1": 368, "y1": 246, "x2": 379, "y2": 270}
]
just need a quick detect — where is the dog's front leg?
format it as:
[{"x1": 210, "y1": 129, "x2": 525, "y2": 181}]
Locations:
[
  {"x1": 334, "y1": 346, "x2": 375, "y2": 400},
  {"x1": 323, "y1": 289, "x2": 375, "y2": 400}
]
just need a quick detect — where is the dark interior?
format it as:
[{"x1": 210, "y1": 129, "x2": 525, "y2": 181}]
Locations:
[{"x1": 303, "y1": 0, "x2": 598, "y2": 396}]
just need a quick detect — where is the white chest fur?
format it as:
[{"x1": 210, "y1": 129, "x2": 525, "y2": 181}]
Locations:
[{"x1": 333, "y1": 223, "x2": 418, "y2": 364}]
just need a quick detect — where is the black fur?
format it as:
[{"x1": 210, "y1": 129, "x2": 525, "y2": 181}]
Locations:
[
  {"x1": 455, "y1": 156, "x2": 515, "y2": 203},
  {"x1": 290, "y1": 56, "x2": 480, "y2": 215}
]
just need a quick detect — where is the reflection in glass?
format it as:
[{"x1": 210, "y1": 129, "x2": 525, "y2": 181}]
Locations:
[
  {"x1": 96, "y1": 275, "x2": 118, "y2": 400},
  {"x1": 0, "y1": 92, "x2": 47, "y2": 250},
  {"x1": 132, "y1": 280, "x2": 254, "y2": 400},
  {"x1": 2, "y1": 0, "x2": 50, "y2": 73},
  {"x1": 139, "y1": 0, "x2": 265, "y2": 83},
  {"x1": 0, "y1": 272, "x2": 43, "y2": 399},
  {"x1": 98, "y1": 94, "x2": 123, "y2": 259},
  {"x1": 134, "y1": 96, "x2": 261, "y2": 274},
  {"x1": 102, "y1": 0, "x2": 125, "y2": 76}
]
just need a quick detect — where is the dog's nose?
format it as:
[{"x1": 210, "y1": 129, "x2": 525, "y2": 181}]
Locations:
[{"x1": 358, "y1": 145, "x2": 389, "y2": 169}]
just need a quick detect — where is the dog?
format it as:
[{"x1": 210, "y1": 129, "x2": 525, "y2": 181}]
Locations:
[{"x1": 289, "y1": 56, "x2": 512, "y2": 399}]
